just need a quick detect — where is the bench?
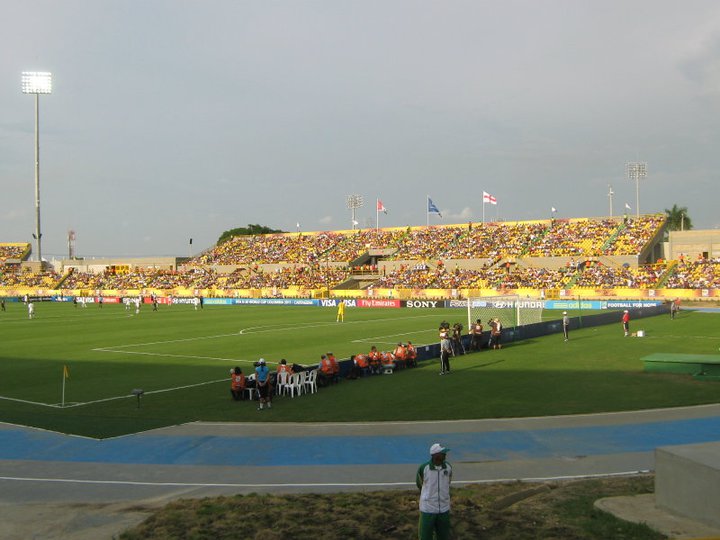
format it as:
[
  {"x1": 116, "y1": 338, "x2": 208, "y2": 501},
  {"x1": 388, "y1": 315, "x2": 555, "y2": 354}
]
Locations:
[{"x1": 642, "y1": 353, "x2": 720, "y2": 381}]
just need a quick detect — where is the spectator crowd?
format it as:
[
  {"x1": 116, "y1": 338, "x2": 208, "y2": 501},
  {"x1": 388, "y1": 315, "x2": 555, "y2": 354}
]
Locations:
[{"x1": 3, "y1": 216, "x2": 720, "y2": 292}]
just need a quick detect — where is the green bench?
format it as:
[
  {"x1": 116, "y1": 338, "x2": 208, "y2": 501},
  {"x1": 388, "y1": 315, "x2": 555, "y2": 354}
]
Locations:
[{"x1": 643, "y1": 353, "x2": 720, "y2": 381}]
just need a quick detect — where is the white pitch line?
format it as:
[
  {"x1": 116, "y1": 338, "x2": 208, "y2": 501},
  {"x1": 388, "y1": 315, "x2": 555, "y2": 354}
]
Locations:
[
  {"x1": 0, "y1": 470, "x2": 649, "y2": 489},
  {"x1": 58, "y1": 378, "x2": 228, "y2": 408},
  {"x1": 93, "y1": 348, "x2": 247, "y2": 364},
  {"x1": 0, "y1": 395, "x2": 57, "y2": 407},
  {"x1": 238, "y1": 313, "x2": 441, "y2": 335},
  {"x1": 0, "y1": 379, "x2": 228, "y2": 409},
  {"x1": 94, "y1": 332, "x2": 242, "y2": 350},
  {"x1": 91, "y1": 313, "x2": 442, "y2": 354}
]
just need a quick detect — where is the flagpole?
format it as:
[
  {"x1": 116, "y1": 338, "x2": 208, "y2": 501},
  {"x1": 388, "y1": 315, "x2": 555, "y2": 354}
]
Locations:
[
  {"x1": 482, "y1": 200, "x2": 485, "y2": 223},
  {"x1": 376, "y1": 199, "x2": 379, "y2": 231},
  {"x1": 426, "y1": 195, "x2": 429, "y2": 227},
  {"x1": 61, "y1": 367, "x2": 66, "y2": 407}
]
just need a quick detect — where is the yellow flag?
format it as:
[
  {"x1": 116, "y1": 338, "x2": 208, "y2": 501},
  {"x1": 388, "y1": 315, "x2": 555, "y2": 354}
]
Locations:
[{"x1": 63, "y1": 365, "x2": 70, "y2": 379}]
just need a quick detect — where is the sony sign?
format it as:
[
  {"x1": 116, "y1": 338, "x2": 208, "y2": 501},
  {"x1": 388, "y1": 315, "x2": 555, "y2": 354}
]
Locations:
[{"x1": 405, "y1": 300, "x2": 439, "y2": 309}]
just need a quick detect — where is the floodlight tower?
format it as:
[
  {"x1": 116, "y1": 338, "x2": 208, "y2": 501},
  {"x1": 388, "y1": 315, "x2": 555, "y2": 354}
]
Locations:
[
  {"x1": 607, "y1": 185, "x2": 614, "y2": 217},
  {"x1": 625, "y1": 161, "x2": 647, "y2": 218},
  {"x1": 22, "y1": 71, "x2": 52, "y2": 264},
  {"x1": 67, "y1": 230, "x2": 76, "y2": 259},
  {"x1": 346, "y1": 194, "x2": 364, "y2": 230}
]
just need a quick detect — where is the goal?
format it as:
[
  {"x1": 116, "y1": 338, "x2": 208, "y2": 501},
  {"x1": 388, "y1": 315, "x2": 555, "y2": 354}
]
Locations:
[{"x1": 466, "y1": 295, "x2": 544, "y2": 331}]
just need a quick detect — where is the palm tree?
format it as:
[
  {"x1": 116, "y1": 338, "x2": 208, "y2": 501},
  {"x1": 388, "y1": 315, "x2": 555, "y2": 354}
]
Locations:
[{"x1": 664, "y1": 204, "x2": 693, "y2": 232}]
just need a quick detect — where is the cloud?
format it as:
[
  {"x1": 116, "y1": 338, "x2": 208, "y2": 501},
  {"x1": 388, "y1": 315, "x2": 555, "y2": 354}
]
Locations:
[
  {"x1": 318, "y1": 215, "x2": 332, "y2": 224},
  {"x1": 0, "y1": 209, "x2": 27, "y2": 221},
  {"x1": 446, "y1": 207, "x2": 474, "y2": 220}
]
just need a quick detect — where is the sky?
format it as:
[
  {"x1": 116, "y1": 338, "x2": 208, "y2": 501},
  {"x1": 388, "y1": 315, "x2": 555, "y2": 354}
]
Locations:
[{"x1": 2, "y1": 0, "x2": 720, "y2": 260}]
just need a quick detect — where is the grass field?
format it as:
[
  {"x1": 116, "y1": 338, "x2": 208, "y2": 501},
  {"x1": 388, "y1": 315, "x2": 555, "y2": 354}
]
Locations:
[{"x1": 1, "y1": 301, "x2": 718, "y2": 438}]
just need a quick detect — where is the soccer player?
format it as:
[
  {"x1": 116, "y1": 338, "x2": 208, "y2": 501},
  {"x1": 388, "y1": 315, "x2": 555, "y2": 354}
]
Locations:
[
  {"x1": 336, "y1": 299, "x2": 345, "y2": 322},
  {"x1": 562, "y1": 311, "x2": 570, "y2": 341}
]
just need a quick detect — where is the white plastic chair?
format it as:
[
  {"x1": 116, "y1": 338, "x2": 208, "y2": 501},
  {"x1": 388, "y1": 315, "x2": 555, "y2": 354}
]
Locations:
[
  {"x1": 287, "y1": 372, "x2": 304, "y2": 398},
  {"x1": 275, "y1": 371, "x2": 290, "y2": 396},
  {"x1": 304, "y1": 369, "x2": 318, "y2": 394}
]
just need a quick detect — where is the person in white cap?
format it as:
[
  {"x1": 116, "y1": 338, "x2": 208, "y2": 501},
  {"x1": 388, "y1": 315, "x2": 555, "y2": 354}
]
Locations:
[
  {"x1": 622, "y1": 310, "x2": 630, "y2": 337},
  {"x1": 255, "y1": 359, "x2": 271, "y2": 410},
  {"x1": 562, "y1": 311, "x2": 569, "y2": 341},
  {"x1": 416, "y1": 443, "x2": 452, "y2": 540}
]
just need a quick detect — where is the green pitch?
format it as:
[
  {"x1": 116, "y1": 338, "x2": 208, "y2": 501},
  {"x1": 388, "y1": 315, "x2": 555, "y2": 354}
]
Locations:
[{"x1": 0, "y1": 302, "x2": 717, "y2": 438}]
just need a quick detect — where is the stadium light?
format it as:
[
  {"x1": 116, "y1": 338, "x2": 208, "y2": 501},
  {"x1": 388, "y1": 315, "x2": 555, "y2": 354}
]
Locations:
[
  {"x1": 607, "y1": 185, "x2": 614, "y2": 217},
  {"x1": 346, "y1": 194, "x2": 364, "y2": 230},
  {"x1": 22, "y1": 71, "x2": 52, "y2": 264},
  {"x1": 626, "y1": 162, "x2": 647, "y2": 218}
]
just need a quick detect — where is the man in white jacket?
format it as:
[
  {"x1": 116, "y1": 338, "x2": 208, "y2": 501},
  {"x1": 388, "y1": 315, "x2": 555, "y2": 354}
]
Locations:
[{"x1": 416, "y1": 443, "x2": 452, "y2": 540}]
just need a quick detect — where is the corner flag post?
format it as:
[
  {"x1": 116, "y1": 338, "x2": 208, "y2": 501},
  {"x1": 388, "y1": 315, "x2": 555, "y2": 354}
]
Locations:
[{"x1": 62, "y1": 365, "x2": 69, "y2": 407}]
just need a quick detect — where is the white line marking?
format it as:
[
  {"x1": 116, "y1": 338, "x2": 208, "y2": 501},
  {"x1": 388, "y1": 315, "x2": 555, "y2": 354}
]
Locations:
[
  {"x1": 93, "y1": 349, "x2": 248, "y2": 363},
  {"x1": 0, "y1": 379, "x2": 227, "y2": 409},
  {"x1": 0, "y1": 470, "x2": 650, "y2": 489},
  {"x1": 93, "y1": 332, "x2": 242, "y2": 350}
]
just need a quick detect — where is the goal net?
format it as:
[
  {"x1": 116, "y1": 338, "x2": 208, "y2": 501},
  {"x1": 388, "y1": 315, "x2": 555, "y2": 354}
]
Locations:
[{"x1": 466, "y1": 295, "x2": 544, "y2": 331}]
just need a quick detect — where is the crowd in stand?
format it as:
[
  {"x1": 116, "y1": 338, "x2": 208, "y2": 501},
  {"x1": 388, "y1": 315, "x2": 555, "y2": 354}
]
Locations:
[
  {"x1": 664, "y1": 258, "x2": 720, "y2": 289},
  {"x1": 607, "y1": 215, "x2": 666, "y2": 255},
  {"x1": 0, "y1": 244, "x2": 29, "y2": 263},
  {"x1": 0, "y1": 269, "x2": 60, "y2": 288},
  {"x1": 4, "y1": 215, "x2": 720, "y2": 291},
  {"x1": 373, "y1": 265, "x2": 482, "y2": 289},
  {"x1": 525, "y1": 219, "x2": 618, "y2": 257},
  {"x1": 221, "y1": 265, "x2": 350, "y2": 290},
  {"x1": 60, "y1": 268, "x2": 218, "y2": 291}
]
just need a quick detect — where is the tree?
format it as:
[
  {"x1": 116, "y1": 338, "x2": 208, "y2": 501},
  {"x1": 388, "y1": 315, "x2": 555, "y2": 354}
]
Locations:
[
  {"x1": 217, "y1": 224, "x2": 285, "y2": 245},
  {"x1": 664, "y1": 204, "x2": 693, "y2": 233}
]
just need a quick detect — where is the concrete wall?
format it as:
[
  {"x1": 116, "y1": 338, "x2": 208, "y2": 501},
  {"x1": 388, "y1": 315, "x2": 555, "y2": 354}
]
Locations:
[
  {"x1": 668, "y1": 230, "x2": 720, "y2": 260},
  {"x1": 655, "y1": 442, "x2": 720, "y2": 528}
]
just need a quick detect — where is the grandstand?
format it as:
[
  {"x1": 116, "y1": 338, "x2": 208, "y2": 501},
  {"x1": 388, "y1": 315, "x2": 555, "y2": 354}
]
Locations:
[{"x1": 2, "y1": 214, "x2": 720, "y2": 301}]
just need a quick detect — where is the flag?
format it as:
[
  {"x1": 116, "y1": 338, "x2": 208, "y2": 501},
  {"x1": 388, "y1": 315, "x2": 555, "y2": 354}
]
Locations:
[
  {"x1": 352, "y1": 220, "x2": 359, "y2": 226},
  {"x1": 377, "y1": 199, "x2": 387, "y2": 214},
  {"x1": 428, "y1": 197, "x2": 442, "y2": 218},
  {"x1": 482, "y1": 191, "x2": 497, "y2": 205},
  {"x1": 625, "y1": 203, "x2": 631, "y2": 210},
  {"x1": 551, "y1": 207, "x2": 557, "y2": 213},
  {"x1": 63, "y1": 365, "x2": 70, "y2": 379}
]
